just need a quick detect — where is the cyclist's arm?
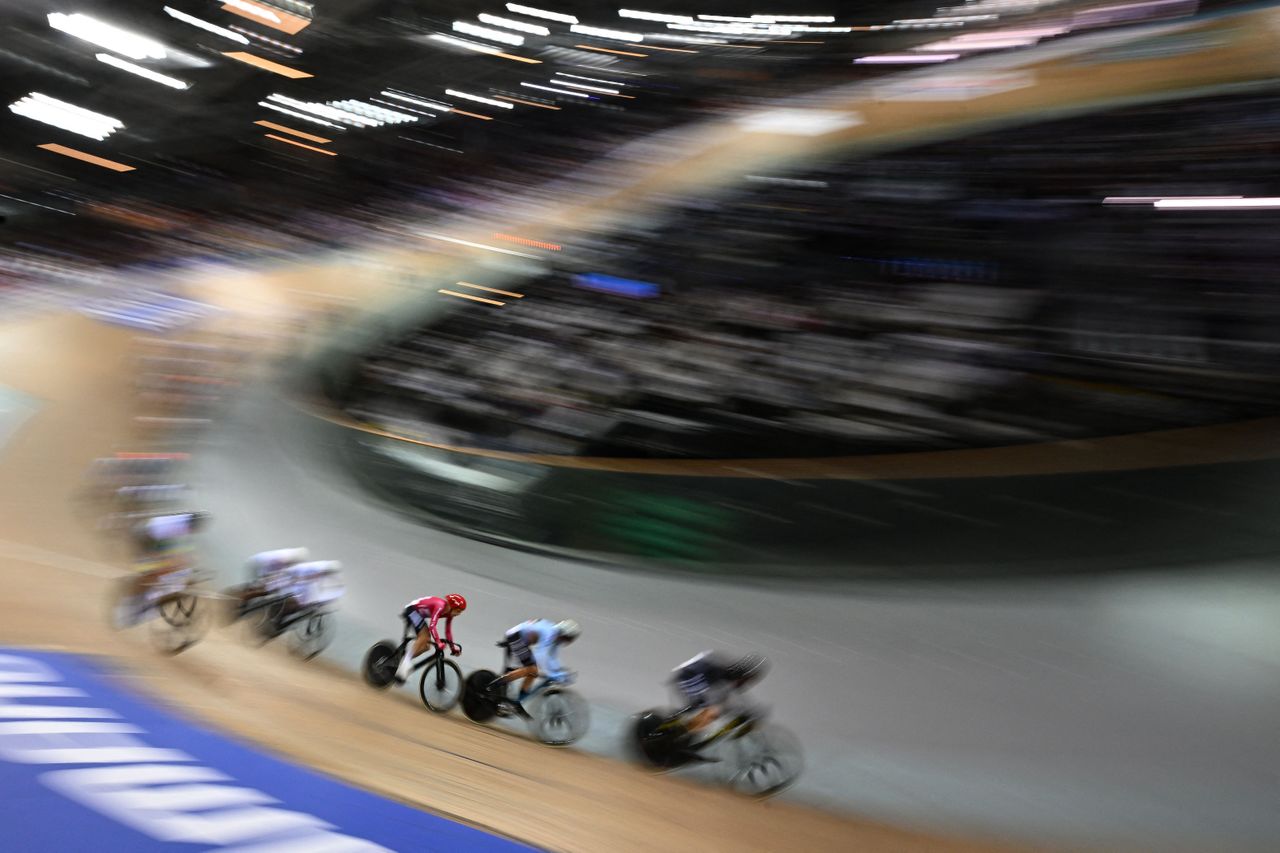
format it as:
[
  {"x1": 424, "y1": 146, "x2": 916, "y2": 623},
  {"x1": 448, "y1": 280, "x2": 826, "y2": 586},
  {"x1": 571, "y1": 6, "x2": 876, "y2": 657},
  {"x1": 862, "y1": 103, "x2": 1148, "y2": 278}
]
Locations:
[
  {"x1": 443, "y1": 615, "x2": 455, "y2": 647},
  {"x1": 427, "y1": 609, "x2": 444, "y2": 646},
  {"x1": 532, "y1": 636, "x2": 565, "y2": 681}
]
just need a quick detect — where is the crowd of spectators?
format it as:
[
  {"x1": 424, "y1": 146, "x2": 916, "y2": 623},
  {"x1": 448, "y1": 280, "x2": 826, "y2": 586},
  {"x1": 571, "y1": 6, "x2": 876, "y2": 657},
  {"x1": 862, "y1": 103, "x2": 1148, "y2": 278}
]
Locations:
[{"x1": 348, "y1": 90, "x2": 1280, "y2": 459}]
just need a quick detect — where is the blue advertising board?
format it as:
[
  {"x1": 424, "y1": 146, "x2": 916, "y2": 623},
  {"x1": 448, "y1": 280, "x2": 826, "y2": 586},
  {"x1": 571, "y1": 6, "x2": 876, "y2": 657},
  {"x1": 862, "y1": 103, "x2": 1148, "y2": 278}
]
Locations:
[{"x1": 0, "y1": 649, "x2": 538, "y2": 852}]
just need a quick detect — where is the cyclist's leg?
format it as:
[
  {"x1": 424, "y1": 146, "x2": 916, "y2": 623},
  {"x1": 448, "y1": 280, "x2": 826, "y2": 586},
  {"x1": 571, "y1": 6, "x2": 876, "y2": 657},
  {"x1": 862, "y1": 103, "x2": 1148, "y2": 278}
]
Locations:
[{"x1": 395, "y1": 610, "x2": 432, "y2": 682}]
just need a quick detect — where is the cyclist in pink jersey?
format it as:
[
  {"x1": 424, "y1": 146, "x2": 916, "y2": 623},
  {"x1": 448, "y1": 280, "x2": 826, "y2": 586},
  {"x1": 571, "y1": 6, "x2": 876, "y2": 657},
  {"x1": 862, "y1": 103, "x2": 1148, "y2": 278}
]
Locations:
[{"x1": 394, "y1": 593, "x2": 465, "y2": 683}]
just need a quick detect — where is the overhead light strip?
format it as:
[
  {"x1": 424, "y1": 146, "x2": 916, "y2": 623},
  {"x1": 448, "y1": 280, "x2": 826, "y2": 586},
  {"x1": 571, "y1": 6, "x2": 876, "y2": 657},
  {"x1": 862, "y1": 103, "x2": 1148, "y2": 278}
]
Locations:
[
  {"x1": 439, "y1": 289, "x2": 505, "y2": 306},
  {"x1": 264, "y1": 133, "x2": 337, "y2": 155},
  {"x1": 445, "y1": 89, "x2": 514, "y2": 109},
  {"x1": 96, "y1": 53, "x2": 189, "y2": 89},
  {"x1": 505, "y1": 4, "x2": 577, "y2": 24},
  {"x1": 223, "y1": 51, "x2": 312, "y2": 78},
  {"x1": 37, "y1": 143, "x2": 135, "y2": 172},
  {"x1": 254, "y1": 120, "x2": 330, "y2": 143},
  {"x1": 163, "y1": 7, "x2": 248, "y2": 43},
  {"x1": 259, "y1": 100, "x2": 344, "y2": 129}
]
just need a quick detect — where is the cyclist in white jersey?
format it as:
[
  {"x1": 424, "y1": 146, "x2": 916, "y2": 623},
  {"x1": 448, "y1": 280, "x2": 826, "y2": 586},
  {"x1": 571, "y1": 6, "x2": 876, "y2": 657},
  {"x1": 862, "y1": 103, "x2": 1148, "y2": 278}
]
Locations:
[{"x1": 488, "y1": 618, "x2": 581, "y2": 704}]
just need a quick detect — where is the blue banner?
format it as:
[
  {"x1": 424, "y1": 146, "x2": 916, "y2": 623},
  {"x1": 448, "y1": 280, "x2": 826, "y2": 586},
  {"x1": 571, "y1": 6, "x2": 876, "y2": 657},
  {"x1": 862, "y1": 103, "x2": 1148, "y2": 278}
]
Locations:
[{"x1": 0, "y1": 650, "x2": 537, "y2": 852}]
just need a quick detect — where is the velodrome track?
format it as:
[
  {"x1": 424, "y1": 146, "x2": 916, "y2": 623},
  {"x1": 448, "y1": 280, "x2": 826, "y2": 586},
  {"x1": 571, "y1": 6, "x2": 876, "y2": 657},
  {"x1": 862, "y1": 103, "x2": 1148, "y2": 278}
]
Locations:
[{"x1": 4, "y1": 8, "x2": 1280, "y2": 849}]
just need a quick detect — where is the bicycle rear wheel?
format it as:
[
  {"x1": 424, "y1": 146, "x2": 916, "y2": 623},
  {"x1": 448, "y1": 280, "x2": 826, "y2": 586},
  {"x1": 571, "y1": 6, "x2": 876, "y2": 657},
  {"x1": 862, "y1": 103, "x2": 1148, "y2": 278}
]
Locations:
[
  {"x1": 151, "y1": 592, "x2": 208, "y2": 655},
  {"x1": 362, "y1": 641, "x2": 400, "y2": 689},
  {"x1": 419, "y1": 657, "x2": 463, "y2": 713},
  {"x1": 462, "y1": 669, "x2": 500, "y2": 723}
]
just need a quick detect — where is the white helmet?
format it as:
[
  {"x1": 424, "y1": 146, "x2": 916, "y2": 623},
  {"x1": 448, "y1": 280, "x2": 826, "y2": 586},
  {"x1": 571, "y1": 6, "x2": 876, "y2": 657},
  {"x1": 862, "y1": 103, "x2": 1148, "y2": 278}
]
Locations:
[
  {"x1": 286, "y1": 547, "x2": 310, "y2": 563},
  {"x1": 555, "y1": 619, "x2": 581, "y2": 642}
]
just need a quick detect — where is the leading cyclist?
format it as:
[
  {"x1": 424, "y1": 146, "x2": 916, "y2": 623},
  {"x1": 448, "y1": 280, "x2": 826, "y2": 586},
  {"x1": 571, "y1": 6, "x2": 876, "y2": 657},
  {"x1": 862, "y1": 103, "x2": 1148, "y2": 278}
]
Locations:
[{"x1": 394, "y1": 593, "x2": 466, "y2": 684}]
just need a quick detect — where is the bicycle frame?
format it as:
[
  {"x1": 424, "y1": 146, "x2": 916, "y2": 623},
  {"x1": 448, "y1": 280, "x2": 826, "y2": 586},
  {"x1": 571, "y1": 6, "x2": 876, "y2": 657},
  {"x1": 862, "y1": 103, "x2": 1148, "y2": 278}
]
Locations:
[{"x1": 397, "y1": 617, "x2": 455, "y2": 686}]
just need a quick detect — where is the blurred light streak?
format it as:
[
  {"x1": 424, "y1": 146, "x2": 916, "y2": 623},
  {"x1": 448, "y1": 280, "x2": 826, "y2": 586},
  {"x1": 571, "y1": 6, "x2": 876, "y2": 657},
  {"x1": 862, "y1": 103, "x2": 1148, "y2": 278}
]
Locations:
[
  {"x1": 737, "y1": 108, "x2": 861, "y2": 135},
  {"x1": 224, "y1": 0, "x2": 280, "y2": 23},
  {"x1": 450, "y1": 108, "x2": 493, "y2": 120},
  {"x1": 574, "y1": 44, "x2": 647, "y2": 56},
  {"x1": 494, "y1": 52, "x2": 542, "y2": 63},
  {"x1": 1103, "y1": 195, "x2": 1241, "y2": 205},
  {"x1": 478, "y1": 13, "x2": 550, "y2": 35},
  {"x1": 370, "y1": 97, "x2": 435, "y2": 117},
  {"x1": 96, "y1": 53, "x2": 189, "y2": 89},
  {"x1": 1155, "y1": 197, "x2": 1280, "y2": 209},
  {"x1": 493, "y1": 95, "x2": 560, "y2": 109},
  {"x1": 493, "y1": 233, "x2": 561, "y2": 250},
  {"x1": 221, "y1": 0, "x2": 311, "y2": 34},
  {"x1": 521, "y1": 83, "x2": 590, "y2": 97},
  {"x1": 163, "y1": 7, "x2": 248, "y2": 43},
  {"x1": 0, "y1": 191, "x2": 76, "y2": 214},
  {"x1": 381, "y1": 90, "x2": 451, "y2": 111},
  {"x1": 618, "y1": 10, "x2": 692, "y2": 24},
  {"x1": 259, "y1": 100, "x2": 344, "y2": 128},
  {"x1": 429, "y1": 34, "x2": 502, "y2": 55},
  {"x1": 454, "y1": 21, "x2": 524, "y2": 46},
  {"x1": 264, "y1": 133, "x2": 336, "y2": 155},
  {"x1": 397, "y1": 136, "x2": 463, "y2": 153},
  {"x1": 438, "y1": 289, "x2": 505, "y2": 306},
  {"x1": 36, "y1": 144, "x2": 133, "y2": 172},
  {"x1": 856, "y1": 53, "x2": 959, "y2": 63},
  {"x1": 641, "y1": 45, "x2": 697, "y2": 53},
  {"x1": 253, "y1": 120, "x2": 330, "y2": 143},
  {"x1": 47, "y1": 13, "x2": 167, "y2": 60},
  {"x1": 422, "y1": 233, "x2": 538, "y2": 258},
  {"x1": 571, "y1": 25, "x2": 643, "y2": 42},
  {"x1": 506, "y1": 4, "x2": 578, "y2": 24},
  {"x1": 10, "y1": 94, "x2": 123, "y2": 140},
  {"x1": 457, "y1": 281, "x2": 525, "y2": 298},
  {"x1": 557, "y1": 72, "x2": 626, "y2": 85},
  {"x1": 446, "y1": 89, "x2": 515, "y2": 109},
  {"x1": 228, "y1": 24, "x2": 303, "y2": 53},
  {"x1": 223, "y1": 51, "x2": 312, "y2": 77},
  {"x1": 557, "y1": 80, "x2": 619, "y2": 93}
]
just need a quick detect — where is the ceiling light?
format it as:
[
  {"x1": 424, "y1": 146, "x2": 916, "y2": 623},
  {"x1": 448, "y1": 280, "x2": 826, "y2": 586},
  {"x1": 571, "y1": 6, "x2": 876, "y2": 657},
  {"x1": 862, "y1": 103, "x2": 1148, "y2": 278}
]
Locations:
[
  {"x1": 96, "y1": 53, "x2": 189, "y2": 89},
  {"x1": 570, "y1": 24, "x2": 643, "y2": 42},
  {"x1": 453, "y1": 22, "x2": 524, "y2": 46},
  {"x1": 254, "y1": 120, "x2": 330, "y2": 143},
  {"x1": 478, "y1": 14, "x2": 550, "y2": 36},
  {"x1": 381, "y1": 90, "x2": 451, "y2": 111},
  {"x1": 556, "y1": 80, "x2": 618, "y2": 94},
  {"x1": 855, "y1": 53, "x2": 959, "y2": 63},
  {"x1": 223, "y1": 51, "x2": 311, "y2": 77},
  {"x1": 259, "y1": 100, "x2": 344, "y2": 129},
  {"x1": 264, "y1": 133, "x2": 336, "y2": 156},
  {"x1": 48, "y1": 12, "x2": 167, "y2": 60},
  {"x1": 556, "y1": 72, "x2": 625, "y2": 86},
  {"x1": 224, "y1": 0, "x2": 280, "y2": 23},
  {"x1": 445, "y1": 89, "x2": 513, "y2": 109},
  {"x1": 9, "y1": 93, "x2": 123, "y2": 140},
  {"x1": 429, "y1": 33, "x2": 501, "y2": 55},
  {"x1": 37, "y1": 143, "x2": 134, "y2": 172},
  {"x1": 619, "y1": 10, "x2": 692, "y2": 23},
  {"x1": 1154, "y1": 197, "x2": 1280, "y2": 210},
  {"x1": 267, "y1": 94, "x2": 376, "y2": 126},
  {"x1": 331, "y1": 100, "x2": 418, "y2": 122},
  {"x1": 163, "y1": 7, "x2": 248, "y2": 43},
  {"x1": 505, "y1": 4, "x2": 578, "y2": 24},
  {"x1": 521, "y1": 82, "x2": 589, "y2": 97}
]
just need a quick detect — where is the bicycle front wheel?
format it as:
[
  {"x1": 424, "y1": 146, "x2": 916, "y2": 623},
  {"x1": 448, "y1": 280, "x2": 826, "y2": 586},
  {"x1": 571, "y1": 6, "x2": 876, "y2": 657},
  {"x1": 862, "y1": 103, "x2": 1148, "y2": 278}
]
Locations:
[
  {"x1": 419, "y1": 657, "x2": 463, "y2": 713},
  {"x1": 723, "y1": 723, "x2": 804, "y2": 797},
  {"x1": 530, "y1": 688, "x2": 590, "y2": 746}
]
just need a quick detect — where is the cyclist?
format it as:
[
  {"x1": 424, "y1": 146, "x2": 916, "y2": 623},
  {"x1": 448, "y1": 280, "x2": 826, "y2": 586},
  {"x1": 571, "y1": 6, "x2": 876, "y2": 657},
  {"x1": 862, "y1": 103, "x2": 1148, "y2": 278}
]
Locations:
[
  {"x1": 126, "y1": 510, "x2": 209, "y2": 622},
  {"x1": 262, "y1": 560, "x2": 344, "y2": 637},
  {"x1": 488, "y1": 619, "x2": 580, "y2": 706},
  {"x1": 394, "y1": 594, "x2": 465, "y2": 684},
  {"x1": 231, "y1": 547, "x2": 310, "y2": 614},
  {"x1": 671, "y1": 651, "x2": 768, "y2": 750}
]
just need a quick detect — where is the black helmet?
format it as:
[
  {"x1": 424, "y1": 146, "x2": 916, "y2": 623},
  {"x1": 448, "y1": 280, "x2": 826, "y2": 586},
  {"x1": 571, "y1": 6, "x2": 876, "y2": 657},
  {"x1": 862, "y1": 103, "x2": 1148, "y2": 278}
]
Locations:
[{"x1": 725, "y1": 653, "x2": 768, "y2": 685}]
